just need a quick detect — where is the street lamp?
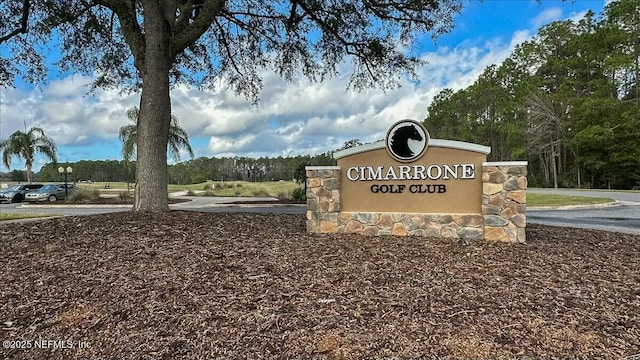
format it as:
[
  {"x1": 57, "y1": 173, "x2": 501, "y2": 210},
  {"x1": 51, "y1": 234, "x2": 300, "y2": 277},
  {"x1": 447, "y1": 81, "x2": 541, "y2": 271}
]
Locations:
[{"x1": 58, "y1": 166, "x2": 73, "y2": 198}]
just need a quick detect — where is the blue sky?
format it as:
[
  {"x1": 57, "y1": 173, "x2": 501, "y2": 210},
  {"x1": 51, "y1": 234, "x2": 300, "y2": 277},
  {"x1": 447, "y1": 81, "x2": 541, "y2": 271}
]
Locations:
[{"x1": 0, "y1": 0, "x2": 608, "y2": 172}]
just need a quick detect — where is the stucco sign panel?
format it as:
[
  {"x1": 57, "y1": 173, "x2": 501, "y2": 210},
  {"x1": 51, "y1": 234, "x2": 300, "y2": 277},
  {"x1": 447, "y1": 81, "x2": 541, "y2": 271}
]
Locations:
[{"x1": 334, "y1": 120, "x2": 491, "y2": 214}]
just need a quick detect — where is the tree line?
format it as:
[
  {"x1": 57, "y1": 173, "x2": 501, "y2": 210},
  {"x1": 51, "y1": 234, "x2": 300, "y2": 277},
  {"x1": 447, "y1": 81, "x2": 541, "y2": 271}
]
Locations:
[
  {"x1": 0, "y1": 154, "x2": 336, "y2": 185},
  {"x1": 423, "y1": 0, "x2": 639, "y2": 189}
]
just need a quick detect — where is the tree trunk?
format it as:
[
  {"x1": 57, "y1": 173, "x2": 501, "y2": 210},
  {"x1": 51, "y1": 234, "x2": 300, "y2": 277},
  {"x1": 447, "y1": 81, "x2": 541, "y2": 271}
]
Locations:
[
  {"x1": 25, "y1": 163, "x2": 33, "y2": 183},
  {"x1": 552, "y1": 143, "x2": 559, "y2": 189},
  {"x1": 133, "y1": 3, "x2": 172, "y2": 212}
]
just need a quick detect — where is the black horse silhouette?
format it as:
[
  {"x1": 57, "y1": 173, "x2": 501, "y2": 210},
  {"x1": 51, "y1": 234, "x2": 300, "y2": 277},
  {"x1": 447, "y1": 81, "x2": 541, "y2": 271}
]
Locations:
[{"x1": 390, "y1": 124, "x2": 423, "y2": 159}]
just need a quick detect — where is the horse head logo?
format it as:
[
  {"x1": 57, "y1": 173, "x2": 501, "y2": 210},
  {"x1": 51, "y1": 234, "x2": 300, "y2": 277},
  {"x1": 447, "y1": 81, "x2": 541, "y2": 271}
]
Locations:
[{"x1": 385, "y1": 120, "x2": 429, "y2": 162}]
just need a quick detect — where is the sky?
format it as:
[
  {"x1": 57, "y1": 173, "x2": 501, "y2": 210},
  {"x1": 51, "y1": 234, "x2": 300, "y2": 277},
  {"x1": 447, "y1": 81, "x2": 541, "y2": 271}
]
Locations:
[{"x1": 0, "y1": 0, "x2": 608, "y2": 172}]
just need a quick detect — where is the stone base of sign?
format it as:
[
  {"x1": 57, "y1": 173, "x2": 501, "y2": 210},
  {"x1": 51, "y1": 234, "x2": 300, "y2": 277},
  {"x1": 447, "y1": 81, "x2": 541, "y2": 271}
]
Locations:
[
  {"x1": 482, "y1": 162, "x2": 528, "y2": 243},
  {"x1": 337, "y1": 212, "x2": 484, "y2": 241},
  {"x1": 306, "y1": 161, "x2": 527, "y2": 243}
]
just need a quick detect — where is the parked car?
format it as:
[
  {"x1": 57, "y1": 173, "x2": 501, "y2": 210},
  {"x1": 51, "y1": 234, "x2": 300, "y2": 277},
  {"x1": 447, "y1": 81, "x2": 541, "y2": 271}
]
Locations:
[
  {"x1": 0, "y1": 184, "x2": 44, "y2": 203},
  {"x1": 24, "y1": 183, "x2": 77, "y2": 202}
]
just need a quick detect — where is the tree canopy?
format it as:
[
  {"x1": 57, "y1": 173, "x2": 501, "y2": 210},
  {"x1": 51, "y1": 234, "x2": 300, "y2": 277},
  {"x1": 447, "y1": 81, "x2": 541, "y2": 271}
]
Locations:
[
  {"x1": 0, "y1": 127, "x2": 57, "y2": 183},
  {"x1": 1, "y1": 0, "x2": 465, "y2": 211},
  {"x1": 423, "y1": 0, "x2": 640, "y2": 189}
]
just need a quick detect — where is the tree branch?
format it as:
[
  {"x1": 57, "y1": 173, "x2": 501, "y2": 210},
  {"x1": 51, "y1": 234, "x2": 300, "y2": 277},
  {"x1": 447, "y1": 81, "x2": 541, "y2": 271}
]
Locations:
[
  {"x1": 101, "y1": 0, "x2": 146, "y2": 72},
  {"x1": 212, "y1": 18, "x2": 243, "y2": 77},
  {"x1": 0, "y1": 0, "x2": 30, "y2": 44},
  {"x1": 171, "y1": 0, "x2": 226, "y2": 59}
]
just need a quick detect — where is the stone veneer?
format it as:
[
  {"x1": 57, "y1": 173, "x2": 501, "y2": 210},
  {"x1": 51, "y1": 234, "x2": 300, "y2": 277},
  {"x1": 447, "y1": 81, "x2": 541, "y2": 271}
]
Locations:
[
  {"x1": 337, "y1": 212, "x2": 484, "y2": 243},
  {"x1": 306, "y1": 161, "x2": 527, "y2": 243},
  {"x1": 306, "y1": 166, "x2": 341, "y2": 234},
  {"x1": 482, "y1": 162, "x2": 528, "y2": 243}
]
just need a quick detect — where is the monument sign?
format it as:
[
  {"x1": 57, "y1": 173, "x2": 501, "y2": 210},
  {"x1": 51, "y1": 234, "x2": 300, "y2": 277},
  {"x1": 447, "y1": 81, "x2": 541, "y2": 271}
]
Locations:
[{"x1": 306, "y1": 119, "x2": 528, "y2": 243}]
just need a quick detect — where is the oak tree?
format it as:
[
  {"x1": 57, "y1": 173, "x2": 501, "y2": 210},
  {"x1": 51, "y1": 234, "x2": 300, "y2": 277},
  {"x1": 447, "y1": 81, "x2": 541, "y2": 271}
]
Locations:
[{"x1": 1, "y1": 0, "x2": 464, "y2": 211}]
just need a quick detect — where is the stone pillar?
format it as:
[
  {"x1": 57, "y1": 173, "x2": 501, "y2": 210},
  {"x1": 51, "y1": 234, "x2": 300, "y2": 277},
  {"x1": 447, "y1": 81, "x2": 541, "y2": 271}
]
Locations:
[
  {"x1": 306, "y1": 166, "x2": 341, "y2": 234},
  {"x1": 482, "y1": 161, "x2": 528, "y2": 243}
]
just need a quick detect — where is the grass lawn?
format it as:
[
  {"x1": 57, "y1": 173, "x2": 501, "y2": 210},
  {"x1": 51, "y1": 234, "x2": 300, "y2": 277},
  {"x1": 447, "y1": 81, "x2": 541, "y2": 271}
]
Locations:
[
  {"x1": 527, "y1": 193, "x2": 615, "y2": 207},
  {"x1": 0, "y1": 213, "x2": 55, "y2": 221}
]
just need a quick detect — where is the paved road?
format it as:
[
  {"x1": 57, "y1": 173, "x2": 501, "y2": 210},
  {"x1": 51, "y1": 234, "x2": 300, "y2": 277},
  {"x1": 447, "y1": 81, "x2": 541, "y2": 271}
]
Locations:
[
  {"x1": 528, "y1": 188, "x2": 640, "y2": 235},
  {"x1": 2, "y1": 190, "x2": 639, "y2": 235},
  {"x1": 0, "y1": 196, "x2": 306, "y2": 218}
]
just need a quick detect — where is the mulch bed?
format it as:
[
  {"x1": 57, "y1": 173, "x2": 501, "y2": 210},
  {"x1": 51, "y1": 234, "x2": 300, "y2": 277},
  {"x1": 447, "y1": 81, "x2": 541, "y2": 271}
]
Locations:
[{"x1": 1, "y1": 211, "x2": 639, "y2": 359}]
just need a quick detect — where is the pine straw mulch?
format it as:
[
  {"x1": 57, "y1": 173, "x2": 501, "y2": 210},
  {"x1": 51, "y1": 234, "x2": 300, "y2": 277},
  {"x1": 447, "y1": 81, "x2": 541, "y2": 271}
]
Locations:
[{"x1": 1, "y1": 211, "x2": 639, "y2": 360}]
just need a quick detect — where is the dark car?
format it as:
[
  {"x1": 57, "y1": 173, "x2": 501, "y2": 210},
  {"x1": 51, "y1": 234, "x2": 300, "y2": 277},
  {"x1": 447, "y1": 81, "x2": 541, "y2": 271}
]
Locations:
[
  {"x1": 24, "y1": 183, "x2": 77, "y2": 202},
  {"x1": 0, "y1": 184, "x2": 45, "y2": 203}
]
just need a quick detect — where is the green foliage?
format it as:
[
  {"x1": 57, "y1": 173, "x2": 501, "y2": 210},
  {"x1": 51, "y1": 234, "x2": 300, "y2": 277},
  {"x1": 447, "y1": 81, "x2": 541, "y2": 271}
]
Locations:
[
  {"x1": 119, "y1": 107, "x2": 194, "y2": 165},
  {"x1": 31, "y1": 153, "x2": 337, "y2": 186},
  {"x1": 0, "y1": 127, "x2": 57, "y2": 183},
  {"x1": 9, "y1": 169, "x2": 25, "y2": 182},
  {"x1": 338, "y1": 139, "x2": 363, "y2": 151},
  {"x1": 291, "y1": 187, "x2": 306, "y2": 202},
  {"x1": 37, "y1": 160, "x2": 133, "y2": 183}
]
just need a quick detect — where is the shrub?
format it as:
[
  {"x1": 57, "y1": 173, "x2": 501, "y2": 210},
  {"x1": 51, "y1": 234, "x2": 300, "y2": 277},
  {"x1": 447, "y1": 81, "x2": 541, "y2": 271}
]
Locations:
[
  {"x1": 201, "y1": 190, "x2": 216, "y2": 197},
  {"x1": 291, "y1": 187, "x2": 306, "y2": 202},
  {"x1": 203, "y1": 183, "x2": 213, "y2": 190},
  {"x1": 118, "y1": 191, "x2": 133, "y2": 202},
  {"x1": 251, "y1": 189, "x2": 271, "y2": 197},
  {"x1": 67, "y1": 189, "x2": 95, "y2": 203}
]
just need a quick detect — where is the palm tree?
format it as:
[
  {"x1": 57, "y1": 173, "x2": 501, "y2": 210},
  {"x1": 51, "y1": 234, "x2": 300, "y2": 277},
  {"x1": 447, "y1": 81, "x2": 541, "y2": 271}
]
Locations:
[
  {"x1": 0, "y1": 127, "x2": 57, "y2": 183},
  {"x1": 119, "y1": 107, "x2": 194, "y2": 165}
]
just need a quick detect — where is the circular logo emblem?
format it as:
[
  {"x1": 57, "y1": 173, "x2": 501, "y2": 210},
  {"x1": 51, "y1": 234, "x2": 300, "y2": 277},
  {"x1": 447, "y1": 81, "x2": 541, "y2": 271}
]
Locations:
[{"x1": 385, "y1": 119, "x2": 429, "y2": 162}]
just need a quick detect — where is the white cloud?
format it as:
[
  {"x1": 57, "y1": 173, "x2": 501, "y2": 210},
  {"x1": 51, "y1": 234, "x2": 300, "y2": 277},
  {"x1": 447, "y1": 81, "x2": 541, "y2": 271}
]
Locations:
[
  {"x1": 531, "y1": 7, "x2": 563, "y2": 29},
  {"x1": 1, "y1": 27, "x2": 534, "y2": 171}
]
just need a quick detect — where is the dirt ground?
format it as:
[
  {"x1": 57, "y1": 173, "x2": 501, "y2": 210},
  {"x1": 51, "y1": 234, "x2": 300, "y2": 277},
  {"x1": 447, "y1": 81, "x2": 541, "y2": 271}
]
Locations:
[{"x1": 1, "y1": 211, "x2": 639, "y2": 360}]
